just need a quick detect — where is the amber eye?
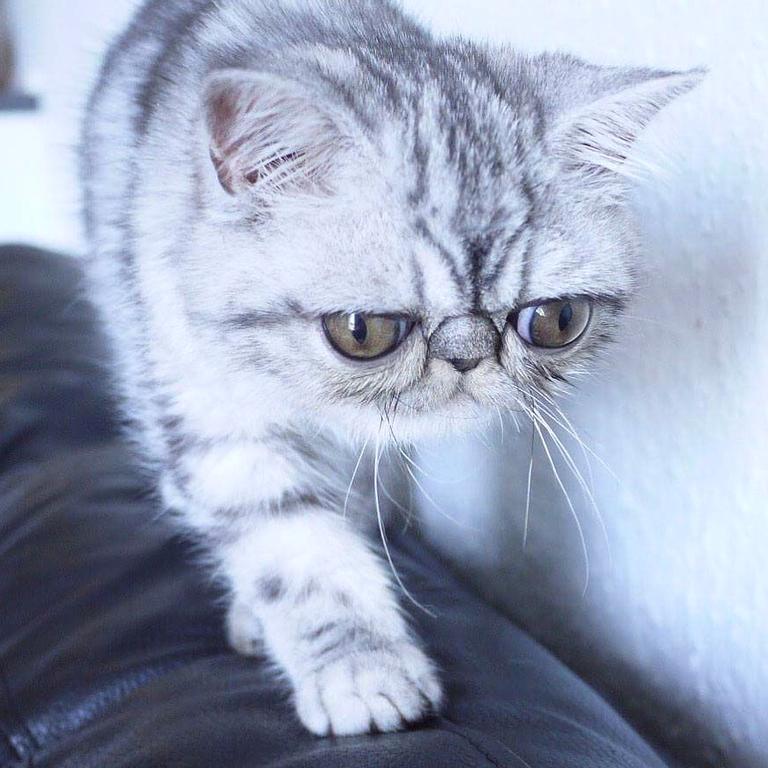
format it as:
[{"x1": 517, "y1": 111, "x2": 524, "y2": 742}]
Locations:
[
  {"x1": 513, "y1": 298, "x2": 592, "y2": 349},
  {"x1": 323, "y1": 313, "x2": 414, "y2": 360}
]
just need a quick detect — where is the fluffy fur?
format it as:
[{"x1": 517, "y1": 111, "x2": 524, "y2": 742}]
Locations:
[{"x1": 81, "y1": 0, "x2": 700, "y2": 736}]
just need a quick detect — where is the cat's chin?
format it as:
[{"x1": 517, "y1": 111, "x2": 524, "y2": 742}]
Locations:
[{"x1": 392, "y1": 406, "x2": 496, "y2": 442}]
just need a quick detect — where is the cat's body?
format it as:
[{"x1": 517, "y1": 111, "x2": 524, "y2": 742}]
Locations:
[{"x1": 82, "y1": 0, "x2": 699, "y2": 736}]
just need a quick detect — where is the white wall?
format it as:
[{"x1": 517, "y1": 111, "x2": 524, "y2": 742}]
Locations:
[
  {"x1": 1, "y1": 0, "x2": 137, "y2": 250},
  {"x1": 412, "y1": 3, "x2": 768, "y2": 767},
  {"x1": 2, "y1": 2, "x2": 766, "y2": 766}
]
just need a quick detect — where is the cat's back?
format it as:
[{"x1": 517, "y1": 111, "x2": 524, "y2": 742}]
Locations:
[
  {"x1": 81, "y1": 0, "x2": 212, "y2": 242},
  {"x1": 84, "y1": 0, "x2": 412, "y2": 132}
]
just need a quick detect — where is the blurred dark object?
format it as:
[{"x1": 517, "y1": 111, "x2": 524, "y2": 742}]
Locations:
[
  {"x1": 0, "y1": 0, "x2": 13, "y2": 93},
  {"x1": 0, "y1": 0, "x2": 37, "y2": 111}
]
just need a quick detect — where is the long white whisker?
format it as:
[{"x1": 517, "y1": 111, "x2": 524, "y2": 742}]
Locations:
[
  {"x1": 382, "y1": 403, "x2": 473, "y2": 528},
  {"x1": 547, "y1": 400, "x2": 613, "y2": 500},
  {"x1": 374, "y1": 426, "x2": 435, "y2": 616},
  {"x1": 532, "y1": 412, "x2": 591, "y2": 596},
  {"x1": 524, "y1": 420, "x2": 534, "y2": 550},
  {"x1": 543, "y1": 398, "x2": 609, "y2": 477},
  {"x1": 381, "y1": 404, "x2": 440, "y2": 481},
  {"x1": 526, "y1": 390, "x2": 617, "y2": 482},
  {"x1": 395, "y1": 442, "x2": 433, "y2": 479},
  {"x1": 400, "y1": 449, "x2": 476, "y2": 530},
  {"x1": 474, "y1": 422, "x2": 494, "y2": 451},
  {"x1": 534, "y1": 410, "x2": 612, "y2": 562},
  {"x1": 376, "y1": 466, "x2": 413, "y2": 519},
  {"x1": 380, "y1": 405, "x2": 417, "y2": 529},
  {"x1": 343, "y1": 435, "x2": 370, "y2": 518}
]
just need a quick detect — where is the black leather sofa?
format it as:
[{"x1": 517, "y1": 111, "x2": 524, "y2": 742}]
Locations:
[{"x1": 0, "y1": 244, "x2": 670, "y2": 767}]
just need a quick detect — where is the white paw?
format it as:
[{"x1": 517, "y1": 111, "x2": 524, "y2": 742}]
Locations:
[
  {"x1": 226, "y1": 601, "x2": 264, "y2": 656},
  {"x1": 294, "y1": 641, "x2": 443, "y2": 737}
]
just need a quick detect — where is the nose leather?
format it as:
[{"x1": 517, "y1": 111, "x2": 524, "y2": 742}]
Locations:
[
  {"x1": 449, "y1": 358, "x2": 481, "y2": 373},
  {"x1": 429, "y1": 315, "x2": 500, "y2": 367}
]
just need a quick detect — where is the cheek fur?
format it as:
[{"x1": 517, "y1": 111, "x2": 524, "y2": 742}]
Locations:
[{"x1": 306, "y1": 332, "x2": 429, "y2": 409}]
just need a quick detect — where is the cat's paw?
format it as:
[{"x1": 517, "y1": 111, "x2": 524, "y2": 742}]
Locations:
[
  {"x1": 226, "y1": 601, "x2": 265, "y2": 656},
  {"x1": 294, "y1": 640, "x2": 443, "y2": 737}
]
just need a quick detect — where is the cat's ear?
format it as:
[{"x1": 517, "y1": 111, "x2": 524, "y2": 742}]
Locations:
[
  {"x1": 203, "y1": 69, "x2": 348, "y2": 196},
  {"x1": 553, "y1": 67, "x2": 705, "y2": 178}
]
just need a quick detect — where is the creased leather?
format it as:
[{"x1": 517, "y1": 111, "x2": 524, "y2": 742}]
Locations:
[{"x1": 0, "y1": 245, "x2": 668, "y2": 768}]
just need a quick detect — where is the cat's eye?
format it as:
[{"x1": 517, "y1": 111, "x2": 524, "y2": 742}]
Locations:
[
  {"x1": 512, "y1": 298, "x2": 592, "y2": 349},
  {"x1": 323, "y1": 313, "x2": 414, "y2": 360}
]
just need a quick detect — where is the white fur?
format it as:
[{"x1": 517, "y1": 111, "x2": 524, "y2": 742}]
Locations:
[
  {"x1": 223, "y1": 513, "x2": 442, "y2": 735},
  {"x1": 82, "y1": 0, "x2": 699, "y2": 738}
]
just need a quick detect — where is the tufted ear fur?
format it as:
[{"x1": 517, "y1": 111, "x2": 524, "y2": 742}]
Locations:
[
  {"x1": 553, "y1": 67, "x2": 705, "y2": 178},
  {"x1": 203, "y1": 69, "x2": 349, "y2": 196}
]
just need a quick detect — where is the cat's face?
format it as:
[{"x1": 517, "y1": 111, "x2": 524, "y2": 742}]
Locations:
[{"x1": 190, "y1": 51, "x2": 700, "y2": 440}]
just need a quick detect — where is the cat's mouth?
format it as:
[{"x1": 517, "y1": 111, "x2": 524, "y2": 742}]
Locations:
[
  {"x1": 392, "y1": 382, "x2": 484, "y2": 421},
  {"x1": 382, "y1": 360, "x2": 511, "y2": 426},
  {"x1": 418, "y1": 365, "x2": 515, "y2": 419}
]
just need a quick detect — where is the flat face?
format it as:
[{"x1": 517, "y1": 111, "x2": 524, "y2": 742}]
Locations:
[{"x1": 183, "y1": 36, "x2": 693, "y2": 439}]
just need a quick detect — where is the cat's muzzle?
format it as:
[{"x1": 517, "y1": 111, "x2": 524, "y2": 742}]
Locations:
[{"x1": 428, "y1": 316, "x2": 500, "y2": 373}]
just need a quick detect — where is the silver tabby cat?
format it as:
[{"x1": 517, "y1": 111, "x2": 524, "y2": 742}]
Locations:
[{"x1": 81, "y1": 0, "x2": 700, "y2": 737}]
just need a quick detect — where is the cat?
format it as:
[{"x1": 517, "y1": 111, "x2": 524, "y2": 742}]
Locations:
[{"x1": 81, "y1": 0, "x2": 700, "y2": 738}]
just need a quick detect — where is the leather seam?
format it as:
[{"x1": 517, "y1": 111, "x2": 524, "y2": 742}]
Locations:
[{"x1": 440, "y1": 722, "x2": 513, "y2": 768}]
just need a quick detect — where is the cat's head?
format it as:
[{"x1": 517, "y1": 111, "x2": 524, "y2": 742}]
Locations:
[{"x1": 190, "y1": 46, "x2": 701, "y2": 441}]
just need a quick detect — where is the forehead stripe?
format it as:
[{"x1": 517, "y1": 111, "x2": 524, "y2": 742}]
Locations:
[
  {"x1": 413, "y1": 217, "x2": 466, "y2": 296},
  {"x1": 480, "y1": 172, "x2": 536, "y2": 295}
]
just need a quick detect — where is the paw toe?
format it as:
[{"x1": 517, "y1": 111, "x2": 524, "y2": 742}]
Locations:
[
  {"x1": 292, "y1": 641, "x2": 443, "y2": 737},
  {"x1": 325, "y1": 693, "x2": 372, "y2": 737},
  {"x1": 226, "y1": 603, "x2": 264, "y2": 657},
  {"x1": 295, "y1": 683, "x2": 331, "y2": 736},
  {"x1": 367, "y1": 693, "x2": 405, "y2": 732},
  {"x1": 417, "y1": 672, "x2": 444, "y2": 713}
]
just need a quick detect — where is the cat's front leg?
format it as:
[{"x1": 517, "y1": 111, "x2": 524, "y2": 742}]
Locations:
[
  {"x1": 164, "y1": 438, "x2": 442, "y2": 736},
  {"x1": 221, "y1": 510, "x2": 443, "y2": 736}
]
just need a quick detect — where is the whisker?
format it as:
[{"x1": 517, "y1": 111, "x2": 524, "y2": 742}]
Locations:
[
  {"x1": 388, "y1": 392, "x2": 485, "y2": 422},
  {"x1": 524, "y1": 390, "x2": 617, "y2": 481},
  {"x1": 380, "y1": 402, "x2": 417, "y2": 528},
  {"x1": 374, "y1": 426, "x2": 435, "y2": 616},
  {"x1": 400, "y1": 445, "x2": 475, "y2": 530},
  {"x1": 343, "y1": 435, "x2": 370, "y2": 519},
  {"x1": 524, "y1": 420, "x2": 534, "y2": 550},
  {"x1": 533, "y1": 408, "x2": 612, "y2": 563},
  {"x1": 531, "y1": 407, "x2": 591, "y2": 596},
  {"x1": 377, "y1": 461, "x2": 413, "y2": 519},
  {"x1": 383, "y1": 420, "x2": 433, "y2": 479},
  {"x1": 382, "y1": 401, "x2": 476, "y2": 516},
  {"x1": 620, "y1": 312, "x2": 679, "y2": 330}
]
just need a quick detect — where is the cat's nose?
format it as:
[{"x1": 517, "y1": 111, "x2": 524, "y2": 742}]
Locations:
[
  {"x1": 429, "y1": 315, "x2": 499, "y2": 372},
  {"x1": 449, "y1": 358, "x2": 481, "y2": 373}
]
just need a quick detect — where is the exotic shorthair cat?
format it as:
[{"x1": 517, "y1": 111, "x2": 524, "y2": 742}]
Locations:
[{"x1": 81, "y1": 0, "x2": 700, "y2": 738}]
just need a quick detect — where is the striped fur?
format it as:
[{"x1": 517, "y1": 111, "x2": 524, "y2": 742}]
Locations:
[{"x1": 81, "y1": 0, "x2": 700, "y2": 737}]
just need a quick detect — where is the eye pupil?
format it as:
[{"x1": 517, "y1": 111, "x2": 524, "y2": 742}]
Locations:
[
  {"x1": 324, "y1": 313, "x2": 414, "y2": 360},
  {"x1": 558, "y1": 302, "x2": 573, "y2": 332},
  {"x1": 348, "y1": 313, "x2": 368, "y2": 345},
  {"x1": 512, "y1": 298, "x2": 592, "y2": 349}
]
